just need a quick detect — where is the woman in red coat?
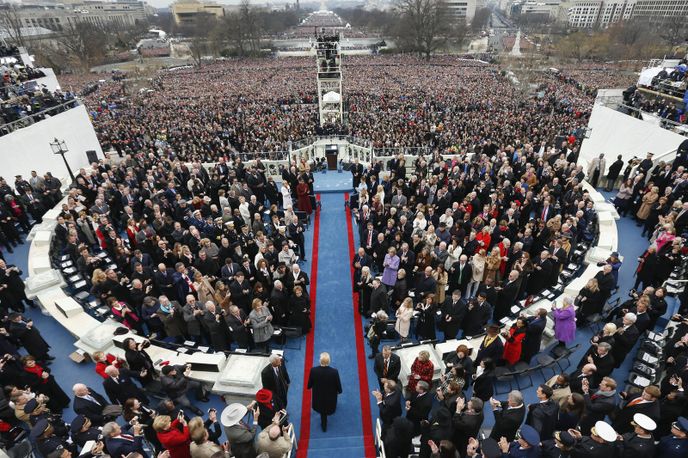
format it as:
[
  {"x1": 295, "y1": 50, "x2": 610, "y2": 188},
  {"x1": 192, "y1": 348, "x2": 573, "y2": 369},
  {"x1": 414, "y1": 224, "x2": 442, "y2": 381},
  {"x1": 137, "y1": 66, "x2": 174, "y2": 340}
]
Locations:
[
  {"x1": 407, "y1": 350, "x2": 434, "y2": 393},
  {"x1": 21, "y1": 355, "x2": 70, "y2": 412},
  {"x1": 153, "y1": 414, "x2": 191, "y2": 458},
  {"x1": 296, "y1": 178, "x2": 312, "y2": 215},
  {"x1": 502, "y1": 318, "x2": 528, "y2": 366}
]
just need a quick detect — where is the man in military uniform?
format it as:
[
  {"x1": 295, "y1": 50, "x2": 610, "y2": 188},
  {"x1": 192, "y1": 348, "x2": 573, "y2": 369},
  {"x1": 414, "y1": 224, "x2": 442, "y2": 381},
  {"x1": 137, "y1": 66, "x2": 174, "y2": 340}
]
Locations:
[
  {"x1": 658, "y1": 416, "x2": 688, "y2": 458},
  {"x1": 569, "y1": 420, "x2": 618, "y2": 458},
  {"x1": 541, "y1": 430, "x2": 576, "y2": 458},
  {"x1": 70, "y1": 415, "x2": 102, "y2": 449},
  {"x1": 497, "y1": 424, "x2": 541, "y2": 458},
  {"x1": 24, "y1": 398, "x2": 70, "y2": 437},
  {"x1": 30, "y1": 418, "x2": 76, "y2": 457},
  {"x1": 615, "y1": 413, "x2": 656, "y2": 458}
]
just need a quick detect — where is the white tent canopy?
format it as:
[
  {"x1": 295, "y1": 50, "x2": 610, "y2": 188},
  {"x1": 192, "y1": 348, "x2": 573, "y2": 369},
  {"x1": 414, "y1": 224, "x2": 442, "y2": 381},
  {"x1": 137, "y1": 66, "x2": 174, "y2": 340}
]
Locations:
[
  {"x1": 637, "y1": 67, "x2": 668, "y2": 87},
  {"x1": 322, "y1": 91, "x2": 341, "y2": 103}
]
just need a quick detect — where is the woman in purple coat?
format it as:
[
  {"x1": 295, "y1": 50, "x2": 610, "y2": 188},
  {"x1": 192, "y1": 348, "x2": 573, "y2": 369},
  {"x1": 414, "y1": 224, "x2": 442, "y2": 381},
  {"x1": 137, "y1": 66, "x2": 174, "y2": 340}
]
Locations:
[
  {"x1": 552, "y1": 296, "x2": 577, "y2": 347},
  {"x1": 381, "y1": 247, "x2": 400, "y2": 288}
]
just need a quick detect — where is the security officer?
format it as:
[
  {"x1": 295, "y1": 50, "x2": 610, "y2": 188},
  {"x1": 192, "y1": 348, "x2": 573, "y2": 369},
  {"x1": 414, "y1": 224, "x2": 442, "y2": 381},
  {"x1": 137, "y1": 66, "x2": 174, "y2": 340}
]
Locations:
[
  {"x1": 30, "y1": 418, "x2": 76, "y2": 457},
  {"x1": 70, "y1": 415, "x2": 102, "y2": 449},
  {"x1": 497, "y1": 424, "x2": 541, "y2": 458},
  {"x1": 24, "y1": 398, "x2": 70, "y2": 437},
  {"x1": 615, "y1": 413, "x2": 656, "y2": 458},
  {"x1": 541, "y1": 430, "x2": 575, "y2": 458},
  {"x1": 658, "y1": 416, "x2": 688, "y2": 458},
  {"x1": 569, "y1": 420, "x2": 618, "y2": 458}
]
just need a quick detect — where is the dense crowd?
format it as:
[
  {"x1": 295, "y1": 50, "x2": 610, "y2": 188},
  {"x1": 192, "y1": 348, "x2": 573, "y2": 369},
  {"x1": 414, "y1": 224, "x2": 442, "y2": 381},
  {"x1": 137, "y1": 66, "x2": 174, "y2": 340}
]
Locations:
[
  {"x1": 0, "y1": 54, "x2": 685, "y2": 458},
  {"x1": 60, "y1": 55, "x2": 644, "y2": 159},
  {"x1": 0, "y1": 151, "x2": 321, "y2": 457},
  {"x1": 0, "y1": 45, "x2": 19, "y2": 59},
  {"x1": 346, "y1": 128, "x2": 688, "y2": 456},
  {"x1": 623, "y1": 59, "x2": 688, "y2": 126},
  {"x1": 2, "y1": 65, "x2": 46, "y2": 89},
  {"x1": 0, "y1": 87, "x2": 78, "y2": 135}
]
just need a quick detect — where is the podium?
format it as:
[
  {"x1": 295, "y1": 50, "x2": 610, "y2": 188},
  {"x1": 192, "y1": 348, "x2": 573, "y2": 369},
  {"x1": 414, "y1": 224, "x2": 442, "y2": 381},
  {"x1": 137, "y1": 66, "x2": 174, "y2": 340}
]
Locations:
[{"x1": 325, "y1": 145, "x2": 338, "y2": 170}]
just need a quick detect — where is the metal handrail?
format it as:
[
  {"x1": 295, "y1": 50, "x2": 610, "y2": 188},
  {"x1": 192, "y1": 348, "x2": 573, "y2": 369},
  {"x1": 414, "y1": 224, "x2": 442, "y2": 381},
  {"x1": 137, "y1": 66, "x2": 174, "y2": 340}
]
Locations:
[{"x1": 0, "y1": 99, "x2": 80, "y2": 136}]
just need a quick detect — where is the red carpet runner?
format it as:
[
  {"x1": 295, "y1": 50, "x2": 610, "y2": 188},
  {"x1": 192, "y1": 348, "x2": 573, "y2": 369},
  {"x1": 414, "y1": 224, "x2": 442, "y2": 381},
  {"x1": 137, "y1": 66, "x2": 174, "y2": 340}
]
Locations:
[
  {"x1": 344, "y1": 193, "x2": 377, "y2": 458},
  {"x1": 297, "y1": 195, "x2": 321, "y2": 458}
]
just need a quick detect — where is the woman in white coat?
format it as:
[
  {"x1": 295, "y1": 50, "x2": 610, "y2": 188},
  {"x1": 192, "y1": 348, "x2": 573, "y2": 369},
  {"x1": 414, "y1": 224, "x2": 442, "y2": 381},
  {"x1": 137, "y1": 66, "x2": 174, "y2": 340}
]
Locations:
[
  {"x1": 395, "y1": 297, "x2": 415, "y2": 343},
  {"x1": 281, "y1": 181, "x2": 293, "y2": 211},
  {"x1": 468, "y1": 249, "x2": 486, "y2": 298}
]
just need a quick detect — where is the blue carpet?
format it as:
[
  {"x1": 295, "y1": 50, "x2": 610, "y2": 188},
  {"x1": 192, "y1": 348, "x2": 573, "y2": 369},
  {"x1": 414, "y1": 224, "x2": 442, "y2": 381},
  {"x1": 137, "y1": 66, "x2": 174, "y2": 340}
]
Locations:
[
  {"x1": 307, "y1": 193, "x2": 366, "y2": 455},
  {"x1": 313, "y1": 171, "x2": 353, "y2": 193}
]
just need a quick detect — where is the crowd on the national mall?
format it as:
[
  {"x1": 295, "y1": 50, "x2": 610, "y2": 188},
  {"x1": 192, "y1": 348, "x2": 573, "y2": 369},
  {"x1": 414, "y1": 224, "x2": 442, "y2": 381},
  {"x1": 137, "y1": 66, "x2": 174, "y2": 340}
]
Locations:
[{"x1": 0, "y1": 56, "x2": 686, "y2": 458}]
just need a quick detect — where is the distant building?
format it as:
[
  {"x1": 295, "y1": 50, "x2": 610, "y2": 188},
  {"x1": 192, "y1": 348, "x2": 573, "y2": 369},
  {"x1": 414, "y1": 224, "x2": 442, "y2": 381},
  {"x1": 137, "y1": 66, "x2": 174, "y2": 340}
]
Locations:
[
  {"x1": 567, "y1": 0, "x2": 688, "y2": 28},
  {"x1": 0, "y1": 1, "x2": 148, "y2": 33},
  {"x1": 509, "y1": 0, "x2": 563, "y2": 19},
  {"x1": 442, "y1": 0, "x2": 486, "y2": 23},
  {"x1": 171, "y1": 0, "x2": 225, "y2": 27}
]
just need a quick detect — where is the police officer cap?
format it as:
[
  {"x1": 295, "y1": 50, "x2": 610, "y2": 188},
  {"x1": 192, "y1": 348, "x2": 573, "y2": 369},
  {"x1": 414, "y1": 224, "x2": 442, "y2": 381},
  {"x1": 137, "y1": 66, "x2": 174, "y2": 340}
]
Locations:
[
  {"x1": 70, "y1": 414, "x2": 86, "y2": 433},
  {"x1": 593, "y1": 421, "x2": 617, "y2": 442},
  {"x1": 675, "y1": 416, "x2": 688, "y2": 432},
  {"x1": 30, "y1": 418, "x2": 50, "y2": 439},
  {"x1": 480, "y1": 438, "x2": 501, "y2": 458},
  {"x1": 24, "y1": 398, "x2": 39, "y2": 414},
  {"x1": 520, "y1": 424, "x2": 540, "y2": 446},
  {"x1": 554, "y1": 430, "x2": 575, "y2": 447},
  {"x1": 632, "y1": 413, "x2": 656, "y2": 431}
]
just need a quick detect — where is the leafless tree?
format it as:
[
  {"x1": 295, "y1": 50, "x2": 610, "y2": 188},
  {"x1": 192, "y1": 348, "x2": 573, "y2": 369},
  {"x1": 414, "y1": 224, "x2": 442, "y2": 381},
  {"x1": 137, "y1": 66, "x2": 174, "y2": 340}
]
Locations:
[
  {"x1": 0, "y1": 4, "x2": 26, "y2": 47},
  {"x1": 394, "y1": 0, "x2": 449, "y2": 58},
  {"x1": 56, "y1": 21, "x2": 108, "y2": 71}
]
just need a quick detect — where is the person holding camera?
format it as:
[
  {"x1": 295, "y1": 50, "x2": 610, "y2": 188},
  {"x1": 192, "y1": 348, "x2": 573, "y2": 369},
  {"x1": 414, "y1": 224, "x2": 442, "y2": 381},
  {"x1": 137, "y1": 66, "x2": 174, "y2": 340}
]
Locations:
[
  {"x1": 103, "y1": 421, "x2": 148, "y2": 458},
  {"x1": 160, "y1": 364, "x2": 209, "y2": 416},
  {"x1": 220, "y1": 403, "x2": 257, "y2": 458},
  {"x1": 255, "y1": 417, "x2": 292, "y2": 458},
  {"x1": 182, "y1": 295, "x2": 207, "y2": 346},
  {"x1": 201, "y1": 302, "x2": 229, "y2": 352},
  {"x1": 189, "y1": 415, "x2": 231, "y2": 458},
  {"x1": 153, "y1": 413, "x2": 191, "y2": 458},
  {"x1": 123, "y1": 337, "x2": 156, "y2": 387}
]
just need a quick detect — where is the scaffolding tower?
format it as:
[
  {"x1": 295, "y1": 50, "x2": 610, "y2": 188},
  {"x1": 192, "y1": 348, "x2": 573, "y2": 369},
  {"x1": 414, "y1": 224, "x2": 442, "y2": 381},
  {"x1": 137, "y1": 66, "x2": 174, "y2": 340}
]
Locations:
[{"x1": 315, "y1": 32, "x2": 343, "y2": 127}]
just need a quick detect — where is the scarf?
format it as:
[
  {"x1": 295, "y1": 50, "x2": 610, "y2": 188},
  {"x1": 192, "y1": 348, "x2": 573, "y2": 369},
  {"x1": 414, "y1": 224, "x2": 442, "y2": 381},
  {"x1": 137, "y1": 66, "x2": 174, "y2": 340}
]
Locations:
[
  {"x1": 592, "y1": 389, "x2": 616, "y2": 399},
  {"x1": 159, "y1": 302, "x2": 172, "y2": 314}
]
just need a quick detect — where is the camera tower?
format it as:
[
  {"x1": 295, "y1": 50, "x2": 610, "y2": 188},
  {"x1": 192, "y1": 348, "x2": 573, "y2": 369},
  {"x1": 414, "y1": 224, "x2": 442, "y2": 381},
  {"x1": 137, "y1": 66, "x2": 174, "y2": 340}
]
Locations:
[{"x1": 315, "y1": 33, "x2": 343, "y2": 127}]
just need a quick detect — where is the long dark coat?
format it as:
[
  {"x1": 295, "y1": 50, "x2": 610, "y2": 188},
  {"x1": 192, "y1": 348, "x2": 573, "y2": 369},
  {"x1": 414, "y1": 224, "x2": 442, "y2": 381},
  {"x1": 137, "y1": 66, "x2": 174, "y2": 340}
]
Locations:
[{"x1": 307, "y1": 365, "x2": 342, "y2": 415}]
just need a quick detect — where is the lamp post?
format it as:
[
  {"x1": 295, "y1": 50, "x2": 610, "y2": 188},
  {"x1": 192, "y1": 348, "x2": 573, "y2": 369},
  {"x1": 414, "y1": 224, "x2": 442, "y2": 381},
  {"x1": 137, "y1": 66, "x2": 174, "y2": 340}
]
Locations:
[{"x1": 50, "y1": 138, "x2": 75, "y2": 182}]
